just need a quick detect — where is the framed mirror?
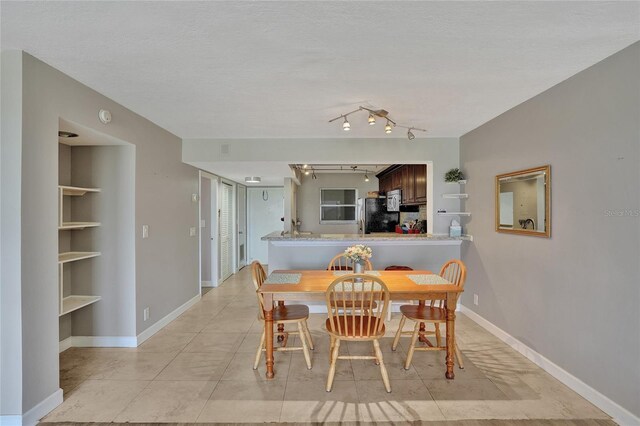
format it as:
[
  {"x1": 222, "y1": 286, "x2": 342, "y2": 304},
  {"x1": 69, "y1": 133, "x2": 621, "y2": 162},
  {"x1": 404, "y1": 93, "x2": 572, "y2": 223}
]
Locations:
[{"x1": 496, "y1": 165, "x2": 551, "y2": 237}]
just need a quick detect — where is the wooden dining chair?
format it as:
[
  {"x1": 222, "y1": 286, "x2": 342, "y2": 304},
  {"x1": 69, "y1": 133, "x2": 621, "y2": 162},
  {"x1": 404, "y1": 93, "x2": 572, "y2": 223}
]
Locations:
[
  {"x1": 327, "y1": 253, "x2": 374, "y2": 271},
  {"x1": 391, "y1": 259, "x2": 467, "y2": 370},
  {"x1": 325, "y1": 274, "x2": 391, "y2": 392},
  {"x1": 251, "y1": 261, "x2": 314, "y2": 370}
]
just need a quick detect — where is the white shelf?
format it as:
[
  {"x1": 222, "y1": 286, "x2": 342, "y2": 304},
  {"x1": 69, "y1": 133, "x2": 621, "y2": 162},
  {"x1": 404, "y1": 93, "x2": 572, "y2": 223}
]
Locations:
[
  {"x1": 437, "y1": 212, "x2": 471, "y2": 216},
  {"x1": 60, "y1": 295, "x2": 101, "y2": 316},
  {"x1": 59, "y1": 222, "x2": 101, "y2": 230},
  {"x1": 442, "y1": 194, "x2": 468, "y2": 199},
  {"x1": 461, "y1": 234, "x2": 474, "y2": 241},
  {"x1": 446, "y1": 180, "x2": 466, "y2": 185},
  {"x1": 59, "y1": 185, "x2": 101, "y2": 196},
  {"x1": 58, "y1": 251, "x2": 101, "y2": 264}
]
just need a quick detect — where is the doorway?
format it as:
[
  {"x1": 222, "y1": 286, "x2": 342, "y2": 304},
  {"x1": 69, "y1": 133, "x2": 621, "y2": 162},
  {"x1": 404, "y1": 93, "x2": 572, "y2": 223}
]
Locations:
[
  {"x1": 219, "y1": 181, "x2": 234, "y2": 281},
  {"x1": 237, "y1": 185, "x2": 247, "y2": 269},
  {"x1": 199, "y1": 172, "x2": 218, "y2": 288}
]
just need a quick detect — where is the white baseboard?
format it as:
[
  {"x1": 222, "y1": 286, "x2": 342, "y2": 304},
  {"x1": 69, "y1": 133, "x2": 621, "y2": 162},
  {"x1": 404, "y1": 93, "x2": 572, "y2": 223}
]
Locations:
[
  {"x1": 59, "y1": 335, "x2": 137, "y2": 352},
  {"x1": 136, "y1": 293, "x2": 201, "y2": 345},
  {"x1": 459, "y1": 305, "x2": 639, "y2": 426},
  {"x1": 58, "y1": 294, "x2": 201, "y2": 352},
  {"x1": 201, "y1": 280, "x2": 215, "y2": 288},
  {"x1": 3, "y1": 388, "x2": 64, "y2": 426}
]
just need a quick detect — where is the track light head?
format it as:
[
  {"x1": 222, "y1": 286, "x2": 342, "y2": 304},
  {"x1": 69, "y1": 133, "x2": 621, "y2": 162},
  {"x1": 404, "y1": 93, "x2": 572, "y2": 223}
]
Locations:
[
  {"x1": 312, "y1": 171, "x2": 317, "y2": 180},
  {"x1": 302, "y1": 164, "x2": 308, "y2": 169},
  {"x1": 304, "y1": 169, "x2": 310, "y2": 175},
  {"x1": 368, "y1": 114, "x2": 376, "y2": 125},
  {"x1": 407, "y1": 129, "x2": 415, "y2": 140},
  {"x1": 342, "y1": 116, "x2": 350, "y2": 131},
  {"x1": 384, "y1": 121, "x2": 392, "y2": 134},
  {"x1": 364, "y1": 174, "x2": 370, "y2": 182}
]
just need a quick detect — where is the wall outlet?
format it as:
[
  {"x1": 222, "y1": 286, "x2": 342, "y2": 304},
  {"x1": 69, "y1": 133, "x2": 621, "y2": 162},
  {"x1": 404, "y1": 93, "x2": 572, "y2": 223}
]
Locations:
[
  {"x1": 200, "y1": 219, "x2": 206, "y2": 228},
  {"x1": 143, "y1": 307, "x2": 150, "y2": 321},
  {"x1": 473, "y1": 294, "x2": 479, "y2": 306},
  {"x1": 142, "y1": 225, "x2": 149, "y2": 239},
  {"x1": 189, "y1": 226, "x2": 197, "y2": 237}
]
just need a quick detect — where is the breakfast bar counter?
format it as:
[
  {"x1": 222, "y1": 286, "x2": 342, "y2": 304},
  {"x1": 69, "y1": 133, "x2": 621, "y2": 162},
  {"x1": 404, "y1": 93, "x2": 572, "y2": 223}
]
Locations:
[{"x1": 262, "y1": 231, "x2": 465, "y2": 276}]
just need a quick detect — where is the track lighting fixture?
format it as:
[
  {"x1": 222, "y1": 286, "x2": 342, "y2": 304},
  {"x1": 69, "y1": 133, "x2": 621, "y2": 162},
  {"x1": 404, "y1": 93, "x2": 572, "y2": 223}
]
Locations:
[
  {"x1": 329, "y1": 105, "x2": 425, "y2": 138},
  {"x1": 342, "y1": 116, "x2": 350, "y2": 131},
  {"x1": 364, "y1": 174, "x2": 370, "y2": 182},
  {"x1": 304, "y1": 169, "x2": 310, "y2": 175},
  {"x1": 302, "y1": 164, "x2": 308, "y2": 169},
  {"x1": 312, "y1": 170, "x2": 317, "y2": 180}
]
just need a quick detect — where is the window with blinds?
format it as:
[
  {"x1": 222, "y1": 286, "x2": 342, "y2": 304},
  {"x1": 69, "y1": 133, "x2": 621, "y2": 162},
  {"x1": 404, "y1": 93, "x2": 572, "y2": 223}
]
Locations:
[{"x1": 320, "y1": 188, "x2": 357, "y2": 224}]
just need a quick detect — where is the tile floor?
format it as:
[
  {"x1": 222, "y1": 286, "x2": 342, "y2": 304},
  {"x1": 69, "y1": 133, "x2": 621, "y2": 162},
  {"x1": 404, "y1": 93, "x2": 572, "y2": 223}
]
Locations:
[{"x1": 45, "y1": 267, "x2": 612, "y2": 424}]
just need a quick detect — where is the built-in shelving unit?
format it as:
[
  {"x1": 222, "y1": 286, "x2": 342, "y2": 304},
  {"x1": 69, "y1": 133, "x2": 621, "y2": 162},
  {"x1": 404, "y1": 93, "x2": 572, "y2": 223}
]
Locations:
[
  {"x1": 58, "y1": 183, "x2": 101, "y2": 316},
  {"x1": 440, "y1": 179, "x2": 472, "y2": 240},
  {"x1": 58, "y1": 221, "x2": 101, "y2": 230},
  {"x1": 58, "y1": 251, "x2": 101, "y2": 264},
  {"x1": 59, "y1": 185, "x2": 101, "y2": 196},
  {"x1": 60, "y1": 295, "x2": 102, "y2": 317}
]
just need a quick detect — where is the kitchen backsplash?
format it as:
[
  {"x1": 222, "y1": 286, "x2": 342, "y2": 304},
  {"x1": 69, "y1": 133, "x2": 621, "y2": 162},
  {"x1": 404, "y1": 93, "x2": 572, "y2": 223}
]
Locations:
[{"x1": 419, "y1": 204, "x2": 427, "y2": 221}]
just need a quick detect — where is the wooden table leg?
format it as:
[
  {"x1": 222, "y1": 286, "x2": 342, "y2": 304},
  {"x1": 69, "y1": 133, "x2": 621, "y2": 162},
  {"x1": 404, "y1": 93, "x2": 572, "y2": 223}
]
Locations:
[
  {"x1": 277, "y1": 301, "x2": 285, "y2": 342},
  {"x1": 418, "y1": 300, "x2": 428, "y2": 343},
  {"x1": 445, "y1": 292, "x2": 457, "y2": 379},
  {"x1": 264, "y1": 294, "x2": 275, "y2": 379}
]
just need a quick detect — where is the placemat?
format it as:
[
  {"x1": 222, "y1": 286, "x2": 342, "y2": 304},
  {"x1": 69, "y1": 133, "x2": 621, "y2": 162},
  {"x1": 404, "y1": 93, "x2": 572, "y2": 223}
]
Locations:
[
  {"x1": 333, "y1": 270, "x2": 381, "y2": 277},
  {"x1": 407, "y1": 274, "x2": 451, "y2": 285},
  {"x1": 264, "y1": 273, "x2": 302, "y2": 285}
]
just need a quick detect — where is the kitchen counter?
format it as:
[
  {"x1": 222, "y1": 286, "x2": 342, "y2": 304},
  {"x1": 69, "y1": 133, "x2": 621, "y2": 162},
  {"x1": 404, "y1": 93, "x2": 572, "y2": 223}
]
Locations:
[
  {"x1": 262, "y1": 231, "x2": 466, "y2": 242},
  {"x1": 261, "y1": 231, "x2": 466, "y2": 277}
]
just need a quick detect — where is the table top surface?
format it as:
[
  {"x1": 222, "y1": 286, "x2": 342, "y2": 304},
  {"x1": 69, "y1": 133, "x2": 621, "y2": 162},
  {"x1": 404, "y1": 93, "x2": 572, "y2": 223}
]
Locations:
[{"x1": 258, "y1": 270, "x2": 463, "y2": 294}]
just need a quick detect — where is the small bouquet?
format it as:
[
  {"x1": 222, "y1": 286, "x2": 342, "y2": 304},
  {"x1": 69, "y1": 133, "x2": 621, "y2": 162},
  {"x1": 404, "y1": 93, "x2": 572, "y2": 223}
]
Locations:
[{"x1": 343, "y1": 244, "x2": 373, "y2": 263}]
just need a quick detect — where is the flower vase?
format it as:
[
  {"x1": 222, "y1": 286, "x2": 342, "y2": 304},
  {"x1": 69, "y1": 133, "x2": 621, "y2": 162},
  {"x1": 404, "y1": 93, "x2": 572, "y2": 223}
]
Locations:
[{"x1": 354, "y1": 260, "x2": 364, "y2": 282}]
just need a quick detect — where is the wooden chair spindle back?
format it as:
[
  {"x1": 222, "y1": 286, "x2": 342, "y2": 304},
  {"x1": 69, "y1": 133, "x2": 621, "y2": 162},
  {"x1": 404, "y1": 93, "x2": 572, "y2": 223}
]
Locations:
[
  {"x1": 325, "y1": 274, "x2": 390, "y2": 338},
  {"x1": 327, "y1": 253, "x2": 374, "y2": 271},
  {"x1": 430, "y1": 259, "x2": 467, "y2": 308},
  {"x1": 251, "y1": 260, "x2": 269, "y2": 319}
]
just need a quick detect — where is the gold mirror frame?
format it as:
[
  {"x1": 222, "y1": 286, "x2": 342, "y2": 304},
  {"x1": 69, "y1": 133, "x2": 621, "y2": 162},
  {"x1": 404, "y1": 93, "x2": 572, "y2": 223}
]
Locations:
[{"x1": 495, "y1": 165, "x2": 551, "y2": 238}]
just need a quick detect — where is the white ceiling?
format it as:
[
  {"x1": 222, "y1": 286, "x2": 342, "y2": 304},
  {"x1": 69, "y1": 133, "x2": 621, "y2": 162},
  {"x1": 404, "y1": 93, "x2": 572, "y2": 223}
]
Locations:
[{"x1": 2, "y1": 2, "x2": 638, "y2": 139}]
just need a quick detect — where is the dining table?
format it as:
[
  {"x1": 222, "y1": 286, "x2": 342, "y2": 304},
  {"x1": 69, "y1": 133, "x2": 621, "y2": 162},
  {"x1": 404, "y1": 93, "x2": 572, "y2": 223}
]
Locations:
[{"x1": 258, "y1": 269, "x2": 464, "y2": 380}]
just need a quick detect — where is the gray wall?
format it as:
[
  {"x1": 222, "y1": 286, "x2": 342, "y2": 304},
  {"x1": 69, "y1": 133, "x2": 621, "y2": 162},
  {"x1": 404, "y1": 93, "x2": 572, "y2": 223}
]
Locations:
[
  {"x1": 297, "y1": 173, "x2": 379, "y2": 234},
  {"x1": 2, "y1": 51, "x2": 199, "y2": 415},
  {"x1": 1, "y1": 50, "x2": 24, "y2": 417},
  {"x1": 460, "y1": 42, "x2": 640, "y2": 417}
]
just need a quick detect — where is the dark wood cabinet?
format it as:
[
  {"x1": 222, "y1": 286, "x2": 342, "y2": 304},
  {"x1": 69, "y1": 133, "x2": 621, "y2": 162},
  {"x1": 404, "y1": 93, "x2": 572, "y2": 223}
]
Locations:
[
  {"x1": 377, "y1": 164, "x2": 427, "y2": 205},
  {"x1": 414, "y1": 164, "x2": 426, "y2": 202},
  {"x1": 391, "y1": 168, "x2": 401, "y2": 190}
]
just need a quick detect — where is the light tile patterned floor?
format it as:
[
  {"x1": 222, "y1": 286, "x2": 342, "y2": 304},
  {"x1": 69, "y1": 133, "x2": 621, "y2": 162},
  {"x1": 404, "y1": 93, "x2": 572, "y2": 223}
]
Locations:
[{"x1": 45, "y1": 267, "x2": 612, "y2": 424}]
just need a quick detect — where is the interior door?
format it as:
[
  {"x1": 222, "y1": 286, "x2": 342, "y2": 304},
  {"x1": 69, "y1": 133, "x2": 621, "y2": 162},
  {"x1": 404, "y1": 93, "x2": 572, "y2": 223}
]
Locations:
[
  {"x1": 237, "y1": 185, "x2": 247, "y2": 269},
  {"x1": 220, "y1": 182, "x2": 233, "y2": 281}
]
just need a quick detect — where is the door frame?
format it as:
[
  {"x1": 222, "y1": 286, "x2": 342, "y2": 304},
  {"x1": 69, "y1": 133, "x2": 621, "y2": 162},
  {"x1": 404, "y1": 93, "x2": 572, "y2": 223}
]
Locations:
[
  {"x1": 236, "y1": 184, "x2": 247, "y2": 270},
  {"x1": 219, "y1": 178, "x2": 237, "y2": 281},
  {"x1": 198, "y1": 171, "x2": 219, "y2": 291}
]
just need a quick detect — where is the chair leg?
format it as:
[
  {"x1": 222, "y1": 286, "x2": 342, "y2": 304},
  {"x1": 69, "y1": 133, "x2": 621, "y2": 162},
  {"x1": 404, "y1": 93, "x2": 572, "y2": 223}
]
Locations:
[
  {"x1": 298, "y1": 322, "x2": 312, "y2": 370},
  {"x1": 434, "y1": 323, "x2": 442, "y2": 347},
  {"x1": 454, "y1": 341, "x2": 465, "y2": 369},
  {"x1": 328, "y1": 336, "x2": 336, "y2": 364},
  {"x1": 392, "y1": 315, "x2": 406, "y2": 351},
  {"x1": 326, "y1": 339, "x2": 341, "y2": 392},
  {"x1": 373, "y1": 339, "x2": 391, "y2": 393},
  {"x1": 404, "y1": 321, "x2": 421, "y2": 370},
  {"x1": 302, "y1": 320, "x2": 314, "y2": 350},
  {"x1": 253, "y1": 329, "x2": 265, "y2": 370}
]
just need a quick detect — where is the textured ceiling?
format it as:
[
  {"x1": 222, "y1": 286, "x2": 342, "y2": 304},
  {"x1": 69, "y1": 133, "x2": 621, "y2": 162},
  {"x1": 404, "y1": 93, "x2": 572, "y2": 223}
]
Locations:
[{"x1": 2, "y1": 1, "x2": 639, "y2": 139}]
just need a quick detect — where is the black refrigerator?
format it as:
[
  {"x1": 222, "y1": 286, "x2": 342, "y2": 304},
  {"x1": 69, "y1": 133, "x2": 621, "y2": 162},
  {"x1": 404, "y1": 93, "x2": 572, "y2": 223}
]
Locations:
[{"x1": 361, "y1": 198, "x2": 399, "y2": 233}]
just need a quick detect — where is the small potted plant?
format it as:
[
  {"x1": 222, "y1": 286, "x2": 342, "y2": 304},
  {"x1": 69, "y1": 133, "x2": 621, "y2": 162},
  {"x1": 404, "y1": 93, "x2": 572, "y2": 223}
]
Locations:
[
  {"x1": 444, "y1": 168, "x2": 465, "y2": 183},
  {"x1": 344, "y1": 244, "x2": 373, "y2": 274}
]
